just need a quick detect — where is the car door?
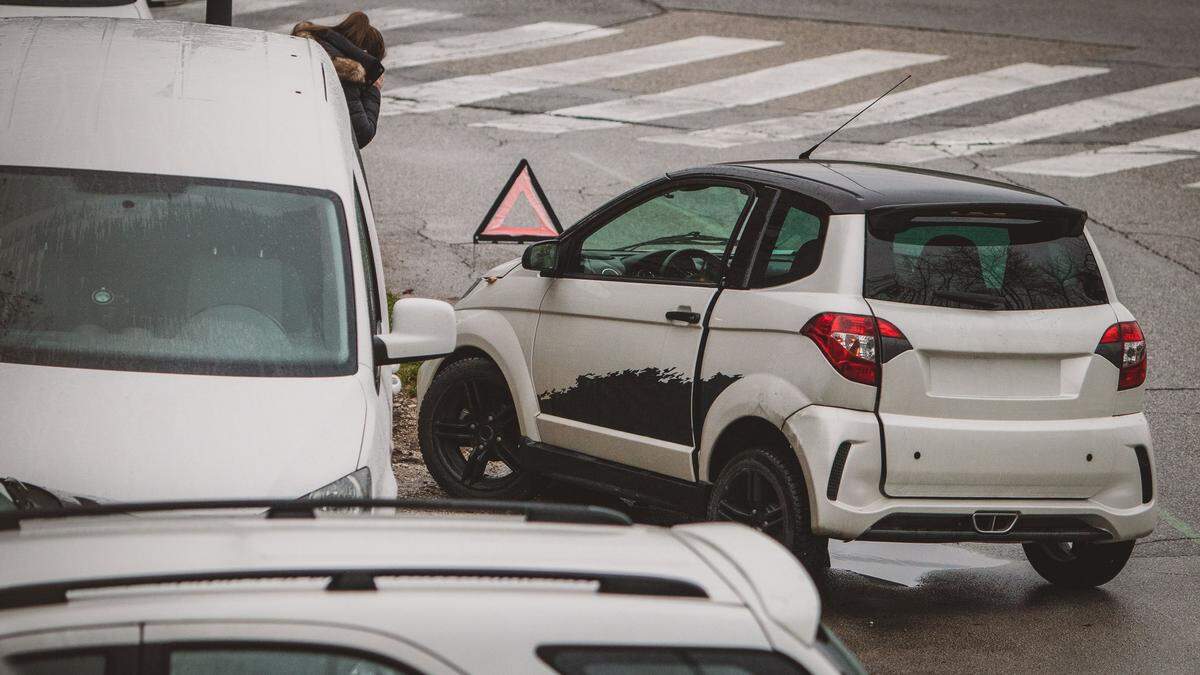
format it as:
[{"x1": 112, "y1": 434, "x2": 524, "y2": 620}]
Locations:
[{"x1": 532, "y1": 179, "x2": 758, "y2": 480}]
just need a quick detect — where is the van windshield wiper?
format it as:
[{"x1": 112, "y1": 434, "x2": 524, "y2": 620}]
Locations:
[
  {"x1": 933, "y1": 289, "x2": 1005, "y2": 309},
  {"x1": 617, "y1": 230, "x2": 728, "y2": 251}
]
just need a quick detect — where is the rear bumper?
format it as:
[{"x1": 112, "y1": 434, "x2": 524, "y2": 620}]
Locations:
[{"x1": 782, "y1": 405, "x2": 1157, "y2": 542}]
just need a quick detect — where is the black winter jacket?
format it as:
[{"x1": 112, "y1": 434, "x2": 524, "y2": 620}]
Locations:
[{"x1": 296, "y1": 28, "x2": 384, "y2": 148}]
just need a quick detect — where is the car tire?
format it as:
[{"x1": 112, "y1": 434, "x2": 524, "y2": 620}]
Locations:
[
  {"x1": 418, "y1": 357, "x2": 540, "y2": 500},
  {"x1": 707, "y1": 448, "x2": 829, "y2": 571},
  {"x1": 1022, "y1": 539, "x2": 1135, "y2": 588}
]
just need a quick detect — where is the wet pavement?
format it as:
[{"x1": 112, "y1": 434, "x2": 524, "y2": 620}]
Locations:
[{"x1": 820, "y1": 549, "x2": 1200, "y2": 674}]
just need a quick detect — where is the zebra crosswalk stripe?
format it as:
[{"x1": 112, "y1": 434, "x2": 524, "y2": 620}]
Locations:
[
  {"x1": 640, "y1": 63, "x2": 1107, "y2": 148},
  {"x1": 823, "y1": 76, "x2": 1200, "y2": 165},
  {"x1": 472, "y1": 49, "x2": 944, "y2": 134},
  {"x1": 164, "y1": 0, "x2": 305, "y2": 21},
  {"x1": 273, "y1": 7, "x2": 461, "y2": 34},
  {"x1": 998, "y1": 129, "x2": 1200, "y2": 177},
  {"x1": 380, "y1": 36, "x2": 779, "y2": 116},
  {"x1": 382, "y1": 22, "x2": 621, "y2": 70}
]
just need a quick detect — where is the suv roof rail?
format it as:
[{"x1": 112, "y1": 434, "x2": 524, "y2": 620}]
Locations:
[
  {"x1": 0, "y1": 498, "x2": 633, "y2": 531},
  {"x1": 0, "y1": 567, "x2": 707, "y2": 611}
]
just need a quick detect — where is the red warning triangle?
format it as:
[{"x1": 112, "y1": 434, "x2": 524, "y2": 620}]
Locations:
[{"x1": 474, "y1": 159, "x2": 563, "y2": 242}]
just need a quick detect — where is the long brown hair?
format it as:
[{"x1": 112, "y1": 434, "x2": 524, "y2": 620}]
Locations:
[{"x1": 293, "y1": 11, "x2": 385, "y2": 60}]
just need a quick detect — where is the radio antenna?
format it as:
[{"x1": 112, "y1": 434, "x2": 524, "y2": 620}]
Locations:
[{"x1": 798, "y1": 74, "x2": 911, "y2": 160}]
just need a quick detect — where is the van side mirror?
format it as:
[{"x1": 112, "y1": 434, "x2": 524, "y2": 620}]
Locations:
[
  {"x1": 522, "y1": 240, "x2": 559, "y2": 275},
  {"x1": 373, "y1": 298, "x2": 456, "y2": 365}
]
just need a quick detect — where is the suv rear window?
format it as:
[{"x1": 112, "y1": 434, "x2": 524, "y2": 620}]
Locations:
[{"x1": 864, "y1": 208, "x2": 1107, "y2": 310}]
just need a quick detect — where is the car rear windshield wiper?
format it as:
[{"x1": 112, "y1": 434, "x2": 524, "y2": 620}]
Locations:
[
  {"x1": 932, "y1": 289, "x2": 1005, "y2": 309},
  {"x1": 618, "y1": 230, "x2": 728, "y2": 251}
]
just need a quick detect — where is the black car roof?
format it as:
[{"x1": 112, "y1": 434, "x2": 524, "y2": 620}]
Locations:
[{"x1": 669, "y1": 160, "x2": 1068, "y2": 214}]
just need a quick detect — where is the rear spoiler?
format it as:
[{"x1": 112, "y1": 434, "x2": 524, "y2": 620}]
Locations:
[{"x1": 867, "y1": 202, "x2": 1088, "y2": 238}]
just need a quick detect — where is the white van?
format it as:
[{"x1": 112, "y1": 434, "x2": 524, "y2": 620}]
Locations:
[{"x1": 0, "y1": 18, "x2": 453, "y2": 502}]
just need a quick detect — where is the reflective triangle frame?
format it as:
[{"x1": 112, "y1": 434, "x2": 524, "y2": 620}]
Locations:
[{"x1": 473, "y1": 159, "x2": 563, "y2": 243}]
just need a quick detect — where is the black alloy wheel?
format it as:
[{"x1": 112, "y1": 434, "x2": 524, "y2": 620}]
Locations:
[
  {"x1": 418, "y1": 357, "x2": 539, "y2": 500},
  {"x1": 707, "y1": 448, "x2": 829, "y2": 571}
]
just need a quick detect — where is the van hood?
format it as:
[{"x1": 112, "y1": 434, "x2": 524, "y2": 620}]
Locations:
[{"x1": 0, "y1": 364, "x2": 367, "y2": 501}]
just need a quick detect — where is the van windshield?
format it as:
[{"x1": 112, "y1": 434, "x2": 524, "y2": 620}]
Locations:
[
  {"x1": 864, "y1": 209, "x2": 1108, "y2": 311},
  {"x1": 0, "y1": 167, "x2": 354, "y2": 376}
]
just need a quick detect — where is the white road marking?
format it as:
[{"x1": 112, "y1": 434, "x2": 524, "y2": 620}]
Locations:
[
  {"x1": 163, "y1": 0, "x2": 304, "y2": 21},
  {"x1": 641, "y1": 63, "x2": 1107, "y2": 148},
  {"x1": 998, "y1": 129, "x2": 1200, "y2": 176},
  {"x1": 823, "y1": 76, "x2": 1200, "y2": 164},
  {"x1": 273, "y1": 7, "x2": 461, "y2": 34},
  {"x1": 381, "y1": 36, "x2": 779, "y2": 115},
  {"x1": 382, "y1": 22, "x2": 621, "y2": 70},
  {"x1": 473, "y1": 49, "x2": 944, "y2": 134},
  {"x1": 1186, "y1": 181, "x2": 1200, "y2": 188}
]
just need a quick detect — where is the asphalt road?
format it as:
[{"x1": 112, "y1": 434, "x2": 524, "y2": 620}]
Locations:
[{"x1": 156, "y1": 1, "x2": 1200, "y2": 671}]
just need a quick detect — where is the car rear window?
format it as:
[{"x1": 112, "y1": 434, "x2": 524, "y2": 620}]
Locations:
[{"x1": 863, "y1": 207, "x2": 1108, "y2": 311}]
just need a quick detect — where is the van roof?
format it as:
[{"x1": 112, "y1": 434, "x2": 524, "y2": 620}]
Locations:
[
  {"x1": 676, "y1": 160, "x2": 1068, "y2": 213},
  {"x1": 0, "y1": 17, "x2": 355, "y2": 191}
]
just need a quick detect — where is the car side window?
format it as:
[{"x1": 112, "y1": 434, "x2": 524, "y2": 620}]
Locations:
[
  {"x1": 353, "y1": 183, "x2": 383, "y2": 333},
  {"x1": 750, "y1": 197, "x2": 828, "y2": 287},
  {"x1": 165, "y1": 645, "x2": 416, "y2": 675},
  {"x1": 567, "y1": 184, "x2": 751, "y2": 284}
]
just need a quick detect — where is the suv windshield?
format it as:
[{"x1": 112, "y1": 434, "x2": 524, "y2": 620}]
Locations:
[
  {"x1": 0, "y1": 167, "x2": 354, "y2": 376},
  {"x1": 864, "y1": 208, "x2": 1108, "y2": 311}
]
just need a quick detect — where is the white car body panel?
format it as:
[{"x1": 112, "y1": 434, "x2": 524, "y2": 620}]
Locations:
[
  {"x1": 0, "y1": 19, "x2": 399, "y2": 501},
  {"x1": 0, "y1": 515, "x2": 850, "y2": 674},
  {"x1": 0, "y1": 364, "x2": 368, "y2": 500}
]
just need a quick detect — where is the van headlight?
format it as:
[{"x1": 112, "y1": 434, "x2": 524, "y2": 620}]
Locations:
[{"x1": 304, "y1": 467, "x2": 371, "y2": 501}]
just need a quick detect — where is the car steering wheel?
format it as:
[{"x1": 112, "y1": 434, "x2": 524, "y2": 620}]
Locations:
[{"x1": 661, "y1": 248, "x2": 723, "y2": 281}]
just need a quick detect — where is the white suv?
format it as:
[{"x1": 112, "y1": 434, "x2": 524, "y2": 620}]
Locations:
[
  {"x1": 417, "y1": 160, "x2": 1156, "y2": 588},
  {"x1": 0, "y1": 500, "x2": 863, "y2": 674}
]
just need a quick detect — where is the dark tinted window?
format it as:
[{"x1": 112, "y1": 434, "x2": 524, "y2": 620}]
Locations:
[
  {"x1": 751, "y1": 198, "x2": 826, "y2": 287},
  {"x1": 168, "y1": 647, "x2": 414, "y2": 675},
  {"x1": 864, "y1": 210, "x2": 1107, "y2": 311},
  {"x1": 353, "y1": 184, "x2": 382, "y2": 332},
  {"x1": 539, "y1": 646, "x2": 806, "y2": 674},
  {"x1": 0, "y1": 167, "x2": 354, "y2": 376}
]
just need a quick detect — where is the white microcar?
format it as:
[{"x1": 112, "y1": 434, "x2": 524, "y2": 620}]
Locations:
[
  {"x1": 0, "y1": 19, "x2": 454, "y2": 502},
  {"x1": 418, "y1": 160, "x2": 1156, "y2": 588}
]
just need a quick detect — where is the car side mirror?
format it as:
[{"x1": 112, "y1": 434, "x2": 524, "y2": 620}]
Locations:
[
  {"x1": 373, "y1": 298, "x2": 456, "y2": 366},
  {"x1": 522, "y1": 240, "x2": 559, "y2": 275}
]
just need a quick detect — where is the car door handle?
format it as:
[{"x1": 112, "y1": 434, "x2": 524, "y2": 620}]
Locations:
[{"x1": 665, "y1": 310, "x2": 701, "y2": 324}]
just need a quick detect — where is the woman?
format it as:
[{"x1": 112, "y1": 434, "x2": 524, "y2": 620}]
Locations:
[{"x1": 292, "y1": 12, "x2": 385, "y2": 148}]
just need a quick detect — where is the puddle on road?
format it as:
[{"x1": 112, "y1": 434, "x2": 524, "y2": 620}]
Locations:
[{"x1": 829, "y1": 540, "x2": 1008, "y2": 587}]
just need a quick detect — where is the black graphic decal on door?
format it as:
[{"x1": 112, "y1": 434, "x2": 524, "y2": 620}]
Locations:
[{"x1": 539, "y1": 369, "x2": 741, "y2": 446}]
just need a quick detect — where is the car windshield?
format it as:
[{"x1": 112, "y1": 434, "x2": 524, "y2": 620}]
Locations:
[{"x1": 0, "y1": 167, "x2": 354, "y2": 377}]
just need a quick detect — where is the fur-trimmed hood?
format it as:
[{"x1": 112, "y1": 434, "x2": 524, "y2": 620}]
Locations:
[{"x1": 293, "y1": 27, "x2": 383, "y2": 86}]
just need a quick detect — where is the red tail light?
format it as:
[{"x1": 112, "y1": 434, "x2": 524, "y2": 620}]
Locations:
[
  {"x1": 1096, "y1": 321, "x2": 1147, "y2": 390},
  {"x1": 801, "y1": 313, "x2": 910, "y2": 386}
]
